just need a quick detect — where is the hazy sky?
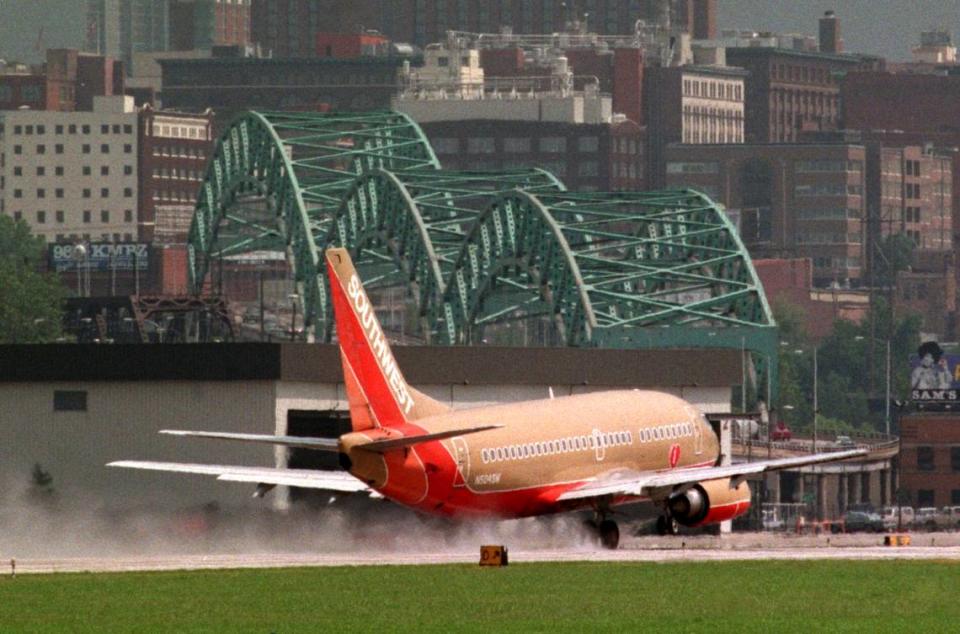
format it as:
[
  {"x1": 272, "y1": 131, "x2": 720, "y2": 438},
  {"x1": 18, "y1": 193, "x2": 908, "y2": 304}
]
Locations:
[{"x1": 0, "y1": 1, "x2": 958, "y2": 64}]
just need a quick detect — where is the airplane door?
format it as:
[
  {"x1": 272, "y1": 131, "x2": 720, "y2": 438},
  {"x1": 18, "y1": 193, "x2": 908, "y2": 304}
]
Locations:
[
  {"x1": 694, "y1": 419, "x2": 704, "y2": 455},
  {"x1": 451, "y1": 436, "x2": 470, "y2": 487}
]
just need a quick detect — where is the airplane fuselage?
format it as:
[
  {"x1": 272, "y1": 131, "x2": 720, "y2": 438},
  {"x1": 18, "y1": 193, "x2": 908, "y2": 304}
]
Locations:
[{"x1": 341, "y1": 389, "x2": 720, "y2": 518}]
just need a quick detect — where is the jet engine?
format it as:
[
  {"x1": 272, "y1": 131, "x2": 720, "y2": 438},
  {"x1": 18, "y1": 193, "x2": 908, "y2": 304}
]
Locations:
[{"x1": 666, "y1": 478, "x2": 751, "y2": 527}]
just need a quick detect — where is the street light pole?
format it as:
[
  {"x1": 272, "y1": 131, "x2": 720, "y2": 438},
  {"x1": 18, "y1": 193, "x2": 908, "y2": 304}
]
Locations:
[
  {"x1": 812, "y1": 346, "x2": 818, "y2": 454},
  {"x1": 885, "y1": 338, "x2": 891, "y2": 436}
]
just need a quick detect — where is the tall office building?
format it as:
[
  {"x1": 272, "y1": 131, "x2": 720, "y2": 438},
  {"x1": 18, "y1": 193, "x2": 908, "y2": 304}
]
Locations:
[
  {"x1": 169, "y1": 0, "x2": 251, "y2": 51},
  {"x1": 86, "y1": 0, "x2": 169, "y2": 73}
]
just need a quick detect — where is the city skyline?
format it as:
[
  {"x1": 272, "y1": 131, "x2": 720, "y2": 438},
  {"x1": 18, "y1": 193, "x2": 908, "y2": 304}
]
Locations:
[{"x1": 1, "y1": 1, "x2": 959, "y2": 64}]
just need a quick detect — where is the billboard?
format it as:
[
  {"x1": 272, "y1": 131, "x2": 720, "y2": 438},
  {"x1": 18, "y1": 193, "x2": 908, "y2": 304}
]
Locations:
[
  {"x1": 49, "y1": 243, "x2": 150, "y2": 273},
  {"x1": 909, "y1": 341, "x2": 960, "y2": 403}
]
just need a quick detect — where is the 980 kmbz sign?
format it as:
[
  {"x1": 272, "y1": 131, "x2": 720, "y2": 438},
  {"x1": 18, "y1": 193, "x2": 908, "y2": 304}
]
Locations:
[{"x1": 49, "y1": 243, "x2": 150, "y2": 272}]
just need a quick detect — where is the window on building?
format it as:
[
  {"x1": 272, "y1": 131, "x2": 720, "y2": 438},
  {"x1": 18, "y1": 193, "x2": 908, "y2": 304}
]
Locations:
[
  {"x1": 13, "y1": 211, "x2": 21, "y2": 221},
  {"x1": 55, "y1": 188, "x2": 63, "y2": 198},
  {"x1": 466, "y1": 137, "x2": 495, "y2": 154},
  {"x1": 100, "y1": 210, "x2": 109, "y2": 223},
  {"x1": 100, "y1": 188, "x2": 109, "y2": 198},
  {"x1": 53, "y1": 390, "x2": 87, "y2": 411},
  {"x1": 918, "y1": 446, "x2": 935, "y2": 471},
  {"x1": 101, "y1": 124, "x2": 109, "y2": 134},
  {"x1": 82, "y1": 144, "x2": 90, "y2": 154},
  {"x1": 55, "y1": 143, "x2": 63, "y2": 154},
  {"x1": 953, "y1": 490, "x2": 960, "y2": 505},
  {"x1": 123, "y1": 165, "x2": 133, "y2": 176},
  {"x1": 36, "y1": 166, "x2": 44, "y2": 176},
  {"x1": 123, "y1": 124, "x2": 132, "y2": 134},
  {"x1": 55, "y1": 210, "x2": 64, "y2": 223},
  {"x1": 83, "y1": 166, "x2": 91, "y2": 176},
  {"x1": 578, "y1": 136, "x2": 599, "y2": 152},
  {"x1": 12, "y1": 167, "x2": 21, "y2": 176},
  {"x1": 578, "y1": 161, "x2": 599, "y2": 177},
  {"x1": 13, "y1": 189, "x2": 21, "y2": 198},
  {"x1": 123, "y1": 187, "x2": 133, "y2": 198},
  {"x1": 124, "y1": 144, "x2": 132, "y2": 154},
  {"x1": 124, "y1": 209, "x2": 133, "y2": 222},
  {"x1": 55, "y1": 125, "x2": 63, "y2": 135},
  {"x1": 100, "y1": 144, "x2": 109, "y2": 154},
  {"x1": 36, "y1": 210, "x2": 45, "y2": 224},
  {"x1": 539, "y1": 137, "x2": 566, "y2": 153},
  {"x1": 503, "y1": 137, "x2": 531, "y2": 153},
  {"x1": 112, "y1": 124, "x2": 120, "y2": 134},
  {"x1": 13, "y1": 145, "x2": 21, "y2": 154},
  {"x1": 36, "y1": 188, "x2": 44, "y2": 198},
  {"x1": 13, "y1": 125, "x2": 21, "y2": 135},
  {"x1": 25, "y1": 125, "x2": 33, "y2": 135},
  {"x1": 83, "y1": 210, "x2": 91, "y2": 223},
  {"x1": 101, "y1": 166, "x2": 109, "y2": 176},
  {"x1": 82, "y1": 188, "x2": 91, "y2": 198},
  {"x1": 81, "y1": 125, "x2": 90, "y2": 134},
  {"x1": 36, "y1": 144, "x2": 45, "y2": 154},
  {"x1": 68, "y1": 124, "x2": 76, "y2": 134},
  {"x1": 952, "y1": 447, "x2": 960, "y2": 472},
  {"x1": 918, "y1": 489, "x2": 935, "y2": 506}
]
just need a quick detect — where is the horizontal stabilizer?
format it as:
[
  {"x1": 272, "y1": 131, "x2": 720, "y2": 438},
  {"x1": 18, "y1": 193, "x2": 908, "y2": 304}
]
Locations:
[
  {"x1": 160, "y1": 430, "x2": 340, "y2": 451},
  {"x1": 107, "y1": 461, "x2": 369, "y2": 493},
  {"x1": 358, "y1": 425, "x2": 503, "y2": 453}
]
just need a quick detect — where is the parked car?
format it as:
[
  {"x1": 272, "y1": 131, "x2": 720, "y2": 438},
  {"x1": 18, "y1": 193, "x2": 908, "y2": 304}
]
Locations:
[
  {"x1": 839, "y1": 510, "x2": 885, "y2": 533},
  {"x1": 881, "y1": 506, "x2": 915, "y2": 530},
  {"x1": 938, "y1": 506, "x2": 960, "y2": 529},
  {"x1": 916, "y1": 507, "x2": 939, "y2": 529},
  {"x1": 771, "y1": 422, "x2": 792, "y2": 441},
  {"x1": 835, "y1": 435, "x2": 856, "y2": 448}
]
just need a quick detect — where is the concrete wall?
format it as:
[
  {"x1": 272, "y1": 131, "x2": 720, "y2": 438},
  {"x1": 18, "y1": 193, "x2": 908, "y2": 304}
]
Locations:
[{"x1": 0, "y1": 380, "x2": 277, "y2": 512}]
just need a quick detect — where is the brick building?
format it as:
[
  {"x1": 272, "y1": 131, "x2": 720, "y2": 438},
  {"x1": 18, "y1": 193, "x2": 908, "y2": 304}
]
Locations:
[
  {"x1": 899, "y1": 413, "x2": 960, "y2": 507},
  {"x1": 251, "y1": 0, "x2": 716, "y2": 53},
  {"x1": 664, "y1": 142, "x2": 868, "y2": 286},
  {"x1": 0, "y1": 49, "x2": 124, "y2": 113},
  {"x1": 643, "y1": 64, "x2": 746, "y2": 188},
  {"x1": 137, "y1": 106, "x2": 215, "y2": 243},
  {"x1": 725, "y1": 47, "x2": 867, "y2": 143},
  {"x1": 420, "y1": 118, "x2": 643, "y2": 192}
]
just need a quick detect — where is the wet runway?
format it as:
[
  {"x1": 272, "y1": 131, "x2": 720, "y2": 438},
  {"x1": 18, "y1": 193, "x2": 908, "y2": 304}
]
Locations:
[{"x1": 9, "y1": 540, "x2": 960, "y2": 574}]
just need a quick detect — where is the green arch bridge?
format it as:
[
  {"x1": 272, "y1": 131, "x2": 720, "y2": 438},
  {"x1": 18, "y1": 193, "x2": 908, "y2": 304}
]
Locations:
[{"x1": 187, "y1": 110, "x2": 778, "y2": 402}]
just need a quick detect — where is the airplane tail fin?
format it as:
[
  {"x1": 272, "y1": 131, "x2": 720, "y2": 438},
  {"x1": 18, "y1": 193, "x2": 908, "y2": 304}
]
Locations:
[{"x1": 326, "y1": 248, "x2": 450, "y2": 431}]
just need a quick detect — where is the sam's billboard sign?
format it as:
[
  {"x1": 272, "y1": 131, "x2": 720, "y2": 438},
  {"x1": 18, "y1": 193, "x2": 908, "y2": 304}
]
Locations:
[
  {"x1": 909, "y1": 341, "x2": 960, "y2": 402},
  {"x1": 49, "y1": 243, "x2": 150, "y2": 272}
]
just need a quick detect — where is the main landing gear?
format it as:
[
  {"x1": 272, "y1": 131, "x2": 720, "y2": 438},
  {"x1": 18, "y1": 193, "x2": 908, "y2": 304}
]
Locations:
[
  {"x1": 586, "y1": 513, "x2": 621, "y2": 549},
  {"x1": 656, "y1": 514, "x2": 680, "y2": 536}
]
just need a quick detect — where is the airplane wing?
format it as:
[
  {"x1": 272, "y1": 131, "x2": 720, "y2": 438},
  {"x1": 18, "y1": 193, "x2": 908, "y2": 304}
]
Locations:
[
  {"x1": 160, "y1": 431, "x2": 341, "y2": 451},
  {"x1": 107, "y1": 461, "x2": 371, "y2": 493},
  {"x1": 556, "y1": 449, "x2": 868, "y2": 502}
]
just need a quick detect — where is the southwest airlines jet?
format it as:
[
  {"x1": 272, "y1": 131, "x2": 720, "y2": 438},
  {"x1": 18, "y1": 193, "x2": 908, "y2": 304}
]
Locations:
[{"x1": 110, "y1": 248, "x2": 865, "y2": 548}]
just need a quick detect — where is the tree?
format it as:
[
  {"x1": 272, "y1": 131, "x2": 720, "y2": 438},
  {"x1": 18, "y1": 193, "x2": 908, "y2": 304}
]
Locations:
[
  {"x1": 873, "y1": 233, "x2": 915, "y2": 288},
  {"x1": 0, "y1": 215, "x2": 66, "y2": 343}
]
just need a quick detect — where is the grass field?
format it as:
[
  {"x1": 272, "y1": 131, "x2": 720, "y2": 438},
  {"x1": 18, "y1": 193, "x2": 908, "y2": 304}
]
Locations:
[{"x1": 1, "y1": 560, "x2": 958, "y2": 632}]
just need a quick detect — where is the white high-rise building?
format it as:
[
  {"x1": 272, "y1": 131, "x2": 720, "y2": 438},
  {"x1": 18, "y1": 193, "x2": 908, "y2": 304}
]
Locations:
[{"x1": 0, "y1": 96, "x2": 139, "y2": 244}]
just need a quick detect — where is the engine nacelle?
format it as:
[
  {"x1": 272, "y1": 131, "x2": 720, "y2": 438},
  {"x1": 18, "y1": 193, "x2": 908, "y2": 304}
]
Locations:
[{"x1": 666, "y1": 478, "x2": 751, "y2": 527}]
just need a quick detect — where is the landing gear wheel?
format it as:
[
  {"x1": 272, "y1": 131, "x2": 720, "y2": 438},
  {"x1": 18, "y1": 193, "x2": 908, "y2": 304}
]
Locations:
[
  {"x1": 598, "y1": 519, "x2": 620, "y2": 550},
  {"x1": 657, "y1": 515, "x2": 680, "y2": 536}
]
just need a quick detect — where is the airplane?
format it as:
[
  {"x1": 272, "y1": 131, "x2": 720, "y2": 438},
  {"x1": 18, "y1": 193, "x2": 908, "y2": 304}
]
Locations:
[{"x1": 109, "y1": 247, "x2": 867, "y2": 549}]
